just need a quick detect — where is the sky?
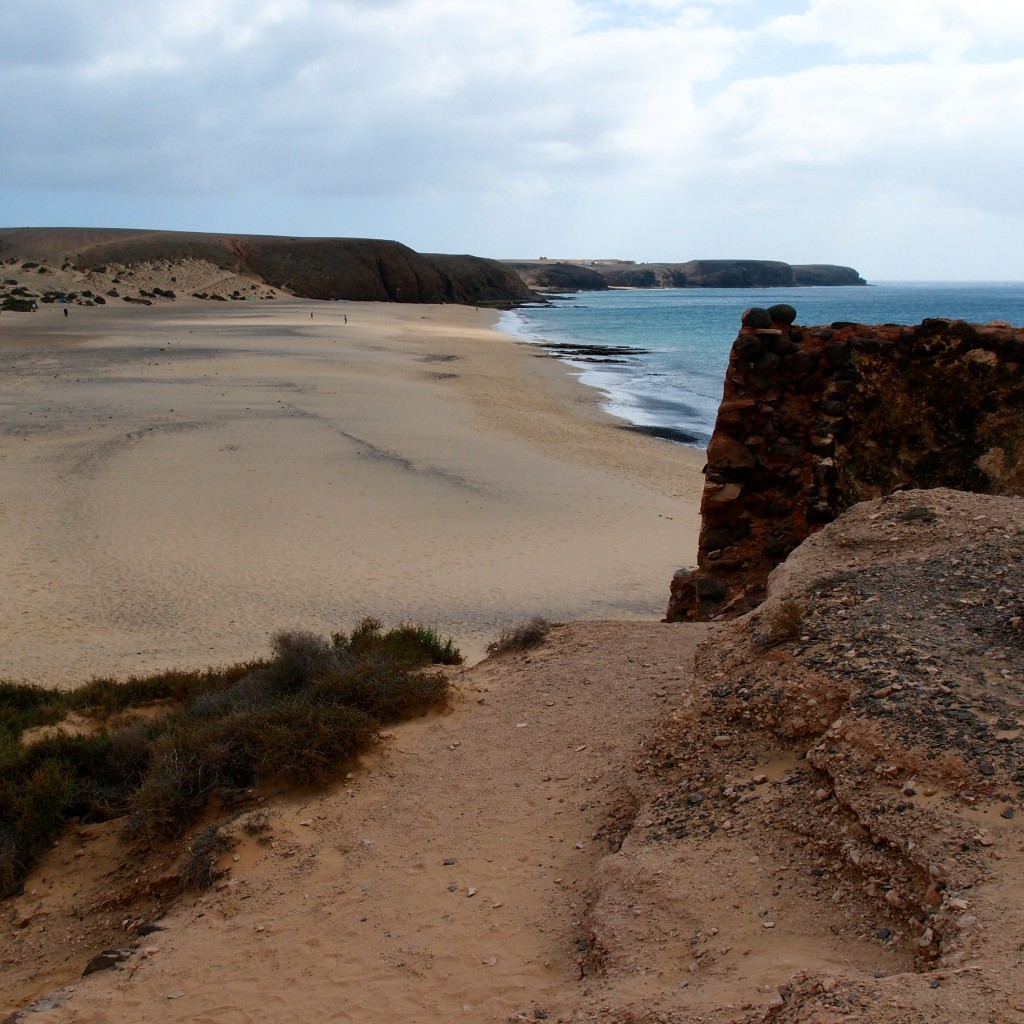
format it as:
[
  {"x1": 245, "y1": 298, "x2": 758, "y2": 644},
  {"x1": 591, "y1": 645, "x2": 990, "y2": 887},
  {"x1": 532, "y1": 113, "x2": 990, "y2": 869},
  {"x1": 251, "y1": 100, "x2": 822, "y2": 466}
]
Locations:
[{"x1": 1, "y1": 0, "x2": 1022, "y2": 280}]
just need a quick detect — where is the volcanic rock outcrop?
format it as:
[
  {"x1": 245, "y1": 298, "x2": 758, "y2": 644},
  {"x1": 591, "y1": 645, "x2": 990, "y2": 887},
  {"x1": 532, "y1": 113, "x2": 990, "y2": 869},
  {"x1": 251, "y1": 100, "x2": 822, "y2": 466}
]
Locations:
[
  {"x1": 0, "y1": 228, "x2": 533, "y2": 307},
  {"x1": 503, "y1": 259, "x2": 866, "y2": 291},
  {"x1": 503, "y1": 261, "x2": 609, "y2": 292},
  {"x1": 598, "y1": 260, "x2": 866, "y2": 289},
  {"x1": 594, "y1": 488, "x2": 1024, "y2": 1024},
  {"x1": 668, "y1": 306, "x2": 1024, "y2": 621}
]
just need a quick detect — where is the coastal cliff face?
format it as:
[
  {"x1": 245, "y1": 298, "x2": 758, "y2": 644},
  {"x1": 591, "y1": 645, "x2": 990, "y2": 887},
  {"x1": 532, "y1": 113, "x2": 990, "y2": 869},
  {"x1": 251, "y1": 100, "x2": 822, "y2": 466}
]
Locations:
[
  {"x1": 0, "y1": 228, "x2": 532, "y2": 307},
  {"x1": 502, "y1": 261, "x2": 609, "y2": 292},
  {"x1": 668, "y1": 307, "x2": 1024, "y2": 621},
  {"x1": 600, "y1": 260, "x2": 867, "y2": 288},
  {"x1": 507, "y1": 258, "x2": 867, "y2": 290}
]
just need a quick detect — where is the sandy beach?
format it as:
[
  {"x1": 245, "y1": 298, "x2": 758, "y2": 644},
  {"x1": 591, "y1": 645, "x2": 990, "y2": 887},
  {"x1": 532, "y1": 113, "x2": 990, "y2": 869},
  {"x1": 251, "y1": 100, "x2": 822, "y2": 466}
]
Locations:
[{"x1": 0, "y1": 296, "x2": 704, "y2": 682}]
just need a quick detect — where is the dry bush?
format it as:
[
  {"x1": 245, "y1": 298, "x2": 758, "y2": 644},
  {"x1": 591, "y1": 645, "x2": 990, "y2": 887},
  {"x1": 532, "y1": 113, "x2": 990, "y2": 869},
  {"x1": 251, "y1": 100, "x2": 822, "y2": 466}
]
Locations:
[
  {"x1": 760, "y1": 599, "x2": 805, "y2": 649},
  {"x1": 486, "y1": 617, "x2": 553, "y2": 657},
  {"x1": 181, "y1": 824, "x2": 235, "y2": 890}
]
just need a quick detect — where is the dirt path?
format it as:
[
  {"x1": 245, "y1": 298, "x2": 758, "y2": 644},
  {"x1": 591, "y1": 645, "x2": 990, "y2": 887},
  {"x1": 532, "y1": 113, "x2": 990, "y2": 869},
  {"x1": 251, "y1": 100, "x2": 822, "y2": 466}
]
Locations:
[{"x1": 7, "y1": 621, "x2": 708, "y2": 1023}]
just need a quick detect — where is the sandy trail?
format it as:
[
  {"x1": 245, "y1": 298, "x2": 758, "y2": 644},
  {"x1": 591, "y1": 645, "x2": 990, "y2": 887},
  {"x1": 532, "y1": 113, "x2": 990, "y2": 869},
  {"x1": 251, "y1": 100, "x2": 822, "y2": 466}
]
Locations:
[
  {"x1": 0, "y1": 299, "x2": 703, "y2": 681},
  {"x1": 9, "y1": 621, "x2": 708, "y2": 1023}
]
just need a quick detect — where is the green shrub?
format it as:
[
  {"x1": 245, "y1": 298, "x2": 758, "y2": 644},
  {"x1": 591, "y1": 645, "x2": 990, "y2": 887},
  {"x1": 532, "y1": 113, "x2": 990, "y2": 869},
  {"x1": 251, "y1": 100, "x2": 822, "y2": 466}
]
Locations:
[
  {"x1": 332, "y1": 617, "x2": 462, "y2": 666},
  {"x1": 0, "y1": 620, "x2": 457, "y2": 882}
]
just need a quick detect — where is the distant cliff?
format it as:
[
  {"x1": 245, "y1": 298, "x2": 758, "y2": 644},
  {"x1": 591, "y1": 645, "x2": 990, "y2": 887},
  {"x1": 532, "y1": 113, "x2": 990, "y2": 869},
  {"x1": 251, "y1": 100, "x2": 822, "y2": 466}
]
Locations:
[
  {"x1": 504, "y1": 258, "x2": 866, "y2": 291},
  {"x1": 667, "y1": 307, "x2": 1024, "y2": 621},
  {"x1": 503, "y1": 261, "x2": 609, "y2": 292},
  {"x1": 0, "y1": 228, "x2": 533, "y2": 307}
]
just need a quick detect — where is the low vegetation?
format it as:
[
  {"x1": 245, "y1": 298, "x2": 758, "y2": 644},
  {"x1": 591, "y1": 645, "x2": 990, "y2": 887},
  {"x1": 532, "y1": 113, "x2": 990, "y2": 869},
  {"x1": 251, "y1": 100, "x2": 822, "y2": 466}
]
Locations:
[
  {"x1": 0, "y1": 619, "x2": 459, "y2": 896},
  {"x1": 760, "y1": 598, "x2": 805, "y2": 649},
  {"x1": 486, "y1": 616, "x2": 553, "y2": 656}
]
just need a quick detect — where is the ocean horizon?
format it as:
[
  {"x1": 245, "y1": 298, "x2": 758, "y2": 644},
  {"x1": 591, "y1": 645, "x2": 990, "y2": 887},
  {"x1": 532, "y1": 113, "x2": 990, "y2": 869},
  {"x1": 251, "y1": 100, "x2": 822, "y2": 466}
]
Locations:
[{"x1": 500, "y1": 282, "x2": 1024, "y2": 448}]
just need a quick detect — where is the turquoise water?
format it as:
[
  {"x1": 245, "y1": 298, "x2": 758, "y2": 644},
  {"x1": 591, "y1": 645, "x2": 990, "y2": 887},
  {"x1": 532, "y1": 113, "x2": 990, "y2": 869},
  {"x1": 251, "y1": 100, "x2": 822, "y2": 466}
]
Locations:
[{"x1": 499, "y1": 283, "x2": 1024, "y2": 448}]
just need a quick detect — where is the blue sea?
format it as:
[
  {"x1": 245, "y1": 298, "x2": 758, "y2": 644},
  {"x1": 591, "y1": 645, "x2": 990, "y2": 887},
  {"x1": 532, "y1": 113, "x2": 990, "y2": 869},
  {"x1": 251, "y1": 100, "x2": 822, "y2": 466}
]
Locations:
[{"x1": 499, "y1": 283, "x2": 1024, "y2": 448}]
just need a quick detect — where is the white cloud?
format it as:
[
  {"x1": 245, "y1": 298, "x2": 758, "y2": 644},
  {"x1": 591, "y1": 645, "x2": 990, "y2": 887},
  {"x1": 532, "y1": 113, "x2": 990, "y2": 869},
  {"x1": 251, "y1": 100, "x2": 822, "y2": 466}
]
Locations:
[
  {"x1": 765, "y1": 0, "x2": 1024, "y2": 61},
  {"x1": 0, "y1": 0, "x2": 1022, "y2": 277}
]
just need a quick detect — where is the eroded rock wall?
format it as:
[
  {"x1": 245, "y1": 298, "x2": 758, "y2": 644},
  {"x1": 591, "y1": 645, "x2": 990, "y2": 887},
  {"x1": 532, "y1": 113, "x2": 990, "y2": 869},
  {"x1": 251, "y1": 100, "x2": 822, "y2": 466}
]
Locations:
[{"x1": 668, "y1": 307, "x2": 1024, "y2": 620}]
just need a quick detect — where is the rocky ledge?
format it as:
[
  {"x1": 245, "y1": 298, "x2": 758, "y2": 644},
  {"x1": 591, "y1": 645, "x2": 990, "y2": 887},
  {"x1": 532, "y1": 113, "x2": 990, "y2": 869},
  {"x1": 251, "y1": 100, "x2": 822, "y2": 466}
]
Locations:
[
  {"x1": 589, "y1": 489, "x2": 1024, "y2": 1024},
  {"x1": 668, "y1": 305, "x2": 1024, "y2": 622}
]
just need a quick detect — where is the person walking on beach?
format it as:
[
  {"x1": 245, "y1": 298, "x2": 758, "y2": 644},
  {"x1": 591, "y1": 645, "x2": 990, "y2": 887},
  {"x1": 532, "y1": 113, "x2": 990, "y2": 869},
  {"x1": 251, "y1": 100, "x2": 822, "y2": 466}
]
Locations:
[
  {"x1": 63, "y1": 307, "x2": 68, "y2": 318},
  {"x1": 343, "y1": 314, "x2": 347, "y2": 324}
]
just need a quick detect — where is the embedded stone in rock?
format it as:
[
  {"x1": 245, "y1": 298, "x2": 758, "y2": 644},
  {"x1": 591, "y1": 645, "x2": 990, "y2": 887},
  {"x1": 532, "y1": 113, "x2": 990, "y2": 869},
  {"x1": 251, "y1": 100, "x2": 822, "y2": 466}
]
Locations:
[
  {"x1": 741, "y1": 307, "x2": 773, "y2": 329},
  {"x1": 707, "y1": 434, "x2": 756, "y2": 470},
  {"x1": 704, "y1": 482, "x2": 743, "y2": 505},
  {"x1": 768, "y1": 303, "x2": 797, "y2": 325},
  {"x1": 735, "y1": 335, "x2": 765, "y2": 359},
  {"x1": 695, "y1": 577, "x2": 727, "y2": 601},
  {"x1": 83, "y1": 949, "x2": 128, "y2": 976}
]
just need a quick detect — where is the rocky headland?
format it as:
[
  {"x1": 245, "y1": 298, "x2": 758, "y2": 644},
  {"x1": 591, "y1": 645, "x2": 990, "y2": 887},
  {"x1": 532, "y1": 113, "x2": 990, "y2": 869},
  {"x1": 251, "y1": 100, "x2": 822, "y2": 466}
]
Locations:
[
  {"x1": 504, "y1": 259, "x2": 866, "y2": 291},
  {"x1": 0, "y1": 227, "x2": 534, "y2": 308},
  {"x1": 669, "y1": 306, "x2": 1024, "y2": 622}
]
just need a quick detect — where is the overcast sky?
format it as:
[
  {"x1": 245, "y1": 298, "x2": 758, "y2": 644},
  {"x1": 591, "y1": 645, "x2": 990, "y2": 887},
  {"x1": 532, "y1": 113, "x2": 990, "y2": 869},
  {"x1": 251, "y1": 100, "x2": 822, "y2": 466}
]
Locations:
[{"x1": 2, "y1": 0, "x2": 1022, "y2": 280}]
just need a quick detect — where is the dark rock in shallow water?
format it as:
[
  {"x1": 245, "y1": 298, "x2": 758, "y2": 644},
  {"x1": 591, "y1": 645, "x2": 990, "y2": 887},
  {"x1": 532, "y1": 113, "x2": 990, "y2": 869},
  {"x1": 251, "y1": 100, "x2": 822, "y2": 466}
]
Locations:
[{"x1": 621, "y1": 424, "x2": 701, "y2": 445}]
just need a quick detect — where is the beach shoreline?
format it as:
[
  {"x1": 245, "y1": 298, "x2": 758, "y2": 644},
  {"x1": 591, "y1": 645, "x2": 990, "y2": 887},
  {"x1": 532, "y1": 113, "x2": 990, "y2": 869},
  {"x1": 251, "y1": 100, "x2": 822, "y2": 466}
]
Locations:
[{"x1": 0, "y1": 297, "x2": 704, "y2": 682}]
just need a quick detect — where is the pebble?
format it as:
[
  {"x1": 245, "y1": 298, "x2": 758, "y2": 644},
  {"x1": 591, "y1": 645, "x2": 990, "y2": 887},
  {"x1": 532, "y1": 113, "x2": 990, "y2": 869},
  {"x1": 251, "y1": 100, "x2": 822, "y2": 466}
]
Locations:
[{"x1": 713, "y1": 735, "x2": 733, "y2": 748}]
